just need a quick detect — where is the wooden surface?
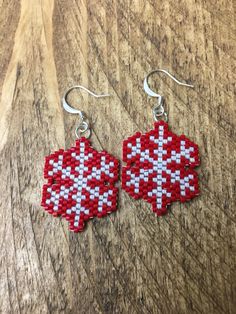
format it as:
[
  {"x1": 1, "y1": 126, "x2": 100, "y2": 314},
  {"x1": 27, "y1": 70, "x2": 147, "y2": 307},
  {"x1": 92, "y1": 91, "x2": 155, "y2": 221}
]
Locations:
[{"x1": 0, "y1": 0, "x2": 235, "y2": 313}]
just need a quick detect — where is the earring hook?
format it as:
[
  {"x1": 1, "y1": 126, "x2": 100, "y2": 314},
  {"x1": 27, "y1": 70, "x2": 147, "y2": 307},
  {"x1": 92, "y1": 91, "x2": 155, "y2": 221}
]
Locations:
[
  {"x1": 62, "y1": 85, "x2": 110, "y2": 139},
  {"x1": 143, "y1": 69, "x2": 194, "y2": 122}
]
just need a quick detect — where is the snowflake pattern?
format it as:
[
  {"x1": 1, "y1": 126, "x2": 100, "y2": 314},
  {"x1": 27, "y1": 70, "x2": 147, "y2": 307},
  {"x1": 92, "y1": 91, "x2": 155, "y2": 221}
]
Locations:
[
  {"x1": 122, "y1": 121, "x2": 200, "y2": 215},
  {"x1": 41, "y1": 138, "x2": 119, "y2": 232}
]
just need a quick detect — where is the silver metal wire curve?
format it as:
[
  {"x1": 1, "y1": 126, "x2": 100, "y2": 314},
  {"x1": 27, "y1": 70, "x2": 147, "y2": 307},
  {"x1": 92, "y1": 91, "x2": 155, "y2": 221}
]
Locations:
[
  {"x1": 143, "y1": 69, "x2": 194, "y2": 121},
  {"x1": 62, "y1": 85, "x2": 110, "y2": 139}
]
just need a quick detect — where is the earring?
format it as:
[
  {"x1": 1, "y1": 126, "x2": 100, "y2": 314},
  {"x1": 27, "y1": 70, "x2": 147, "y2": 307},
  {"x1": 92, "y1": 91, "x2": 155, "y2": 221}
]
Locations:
[
  {"x1": 41, "y1": 86, "x2": 119, "y2": 232},
  {"x1": 122, "y1": 70, "x2": 200, "y2": 216}
]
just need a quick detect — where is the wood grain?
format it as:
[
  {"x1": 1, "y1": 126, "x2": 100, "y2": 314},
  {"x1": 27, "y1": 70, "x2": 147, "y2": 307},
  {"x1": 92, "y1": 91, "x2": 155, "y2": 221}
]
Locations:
[{"x1": 0, "y1": 0, "x2": 235, "y2": 313}]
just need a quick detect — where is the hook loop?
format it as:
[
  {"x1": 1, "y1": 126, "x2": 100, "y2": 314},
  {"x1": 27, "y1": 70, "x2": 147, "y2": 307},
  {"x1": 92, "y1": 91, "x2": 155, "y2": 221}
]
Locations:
[
  {"x1": 75, "y1": 121, "x2": 91, "y2": 139},
  {"x1": 144, "y1": 69, "x2": 194, "y2": 122}
]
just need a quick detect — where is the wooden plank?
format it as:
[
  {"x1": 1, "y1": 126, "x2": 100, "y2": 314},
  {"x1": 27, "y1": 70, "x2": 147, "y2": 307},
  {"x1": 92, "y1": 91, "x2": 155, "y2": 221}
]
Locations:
[{"x1": 0, "y1": 0, "x2": 235, "y2": 313}]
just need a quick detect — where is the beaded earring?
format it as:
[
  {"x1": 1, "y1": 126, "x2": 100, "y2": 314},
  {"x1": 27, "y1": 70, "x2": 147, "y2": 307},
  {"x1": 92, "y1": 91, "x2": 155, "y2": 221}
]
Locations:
[
  {"x1": 122, "y1": 70, "x2": 200, "y2": 216},
  {"x1": 41, "y1": 86, "x2": 119, "y2": 232}
]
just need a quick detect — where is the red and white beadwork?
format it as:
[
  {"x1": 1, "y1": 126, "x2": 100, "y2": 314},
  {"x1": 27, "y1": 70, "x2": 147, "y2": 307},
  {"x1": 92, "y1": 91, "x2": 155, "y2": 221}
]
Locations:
[
  {"x1": 122, "y1": 121, "x2": 200, "y2": 215},
  {"x1": 41, "y1": 138, "x2": 119, "y2": 232}
]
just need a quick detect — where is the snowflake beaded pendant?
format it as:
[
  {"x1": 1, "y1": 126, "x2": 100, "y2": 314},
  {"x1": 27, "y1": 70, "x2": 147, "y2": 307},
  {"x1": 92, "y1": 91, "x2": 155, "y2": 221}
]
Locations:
[
  {"x1": 122, "y1": 70, "x2": 200, "y2": 216},
  {"x1": 41, "y1": 86, "x2": 119, "y2": 232},
  {"x1": 122, "y1": 120, "x2": 200, "y2": 215}
]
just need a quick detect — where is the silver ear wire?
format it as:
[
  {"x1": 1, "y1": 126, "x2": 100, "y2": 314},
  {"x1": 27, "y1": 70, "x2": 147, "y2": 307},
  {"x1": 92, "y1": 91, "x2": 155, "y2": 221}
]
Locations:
[
  {"x1": 143, "y1": 69, "x2": 194, "y2": 122},
  {"x1": 62, "y1": 85, "x2": 110, "y2": 139}
]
